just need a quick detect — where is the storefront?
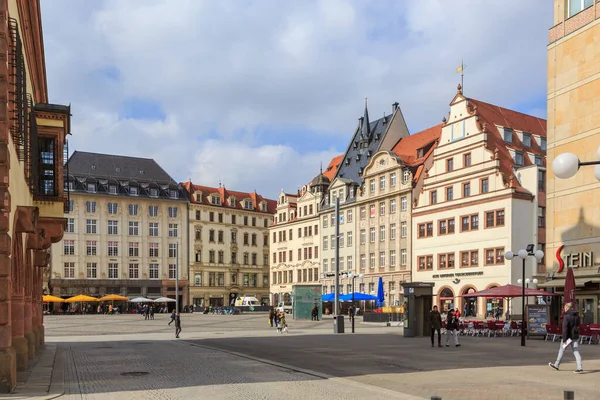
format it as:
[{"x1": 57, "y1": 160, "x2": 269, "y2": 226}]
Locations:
[
  {"x1": 538, "y1": 247, "x2": 600, "y2": 324},
  {"x1": 438, "y1": 287, "x2": 454, "y2": 312}
]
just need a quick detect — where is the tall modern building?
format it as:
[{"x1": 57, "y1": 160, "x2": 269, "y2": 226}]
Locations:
[
  {"x1": 545, "y1": 0, "x2": 600, "y2": 323},
  {"x1": 412, "y1": 85, "x2": 546, "y2": 318},
  {"x1": 269, "y1": 156, "x2": 341, "y2": 307},
  {"x1": 0, "y1": 0, "x2": 71, "y2": 391},
  {"x1": 50, "y1": 152, "x2": 189, "y2": 305},
  {"x1": 181, "y1": 182, "x2": 276, "y2": 308},
  {"x1": 320, "y1": 102, "x2": 410, "y2": 297}
]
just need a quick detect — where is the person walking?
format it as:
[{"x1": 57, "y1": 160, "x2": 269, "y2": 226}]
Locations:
[
  {"x1": 429, "y1": 305, "x2": 443, "y2": 348},
  {"x1": 549, "y1": 302, "x2": 583, "y2": 373},
  {"x1": 311, "y1": 305, "x2": 319, "y2": 321},
  {"x1": 268, "y1": 309, "x2": 275, "y2": 327},
  {"x1": 445, "y1": 309, "x2": 460, "y2": 347},
  {"x1": 175, "y1": 313, "x2": 182, "y2": 338},
  {"x1": 168, "y1": 310, "x2": 176, "y2": 325}
]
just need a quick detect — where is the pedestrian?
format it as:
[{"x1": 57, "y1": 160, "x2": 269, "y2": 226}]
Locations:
[
  {"x1": 549, "y1": 302, "x2": 583, "y2": 373},
  {"x1": 175, "y1": 313, "x2": 182, "y2": 338},
  {"x1": 430, "y1": 305, "x2": 443, "y2": 348},
  {"x1": 445, "y1": 309, "x2": 460, "y2": 347},
  {"x1": 311, "y1": 305, "x2": 319, "y2": 321},
  {"x1": 276, "y1": 312, "x2": 283, "y2": 333},
  {"x1": 268, "y1": 309, "x2": 275, "y2": 327},
  {"x1": 280, "y1": 312, "x2": 288, "y2": 333},
  {"x1": 168, "y1": 310, "x2": 176, "y2": 325},
  {"x1": 149, "y1": 305, "x2": 154, "y2": 320}
]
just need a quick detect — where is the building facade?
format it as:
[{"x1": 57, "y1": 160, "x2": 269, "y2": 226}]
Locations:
[
  {"x1": 269, "y1": 182, "x2": 323, "y2": 306},
  {"x1": 0, "y1": 0, "x2": 70, "y2": 391},
  {"x1": 412, "y1": 85, "x2": 546, "y2": 318},
  {"x1": 544, "y1": 0, "x2": 600, "y2": 323},
  {"x1": 353, "y1": 126, "x2": 440, "y2": 305},
  {"x1": 320, "y1": 102, "x2": 410, "y2": 302},
  {"x1": 50, "y1": 152, "x2": 189, "y2": 304},
  {"x1": 182, "y1": 182, "x2": 276, "y2": 308}
]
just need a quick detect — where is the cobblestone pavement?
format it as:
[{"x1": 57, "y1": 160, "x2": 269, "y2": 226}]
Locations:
[{"x1": 19, "y1": 315, "x2": 600, "y2": 400}]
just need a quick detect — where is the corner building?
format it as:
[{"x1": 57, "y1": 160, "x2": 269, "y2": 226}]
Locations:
[
  {"x1": 320, "y1": 102, "x2": 410, "y2": 299},
  {"x1": 0, "y1": 0, "x2": 71, "y2": 391},
  {"x1": 51, "y1": 152, "x2": 189, "y2": 305},
  {"x1": 544, "y1": 0, "x2": 600, "y2": 323},
  {"x1": 182, "y1": 182, "x2": 276, "y2": 308},
  {"x1": 412, "y1": 85, "x2": 546, "y2": 318}
]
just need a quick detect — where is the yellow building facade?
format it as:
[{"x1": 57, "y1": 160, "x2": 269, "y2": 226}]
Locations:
[{"x1": 545, "y1": 0, "x2": 600, "y2": 324}]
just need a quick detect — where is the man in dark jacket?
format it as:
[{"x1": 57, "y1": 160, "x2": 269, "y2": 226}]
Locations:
[
  {"x1": 174, "y1": 313, "x2": 182, "y2": 338},
  {"x1": 549, "y1": 302, "x2": 583, "y2": 373},
  {"x1": 429, "y1": 306, "x2": 443, "y2": 347}
]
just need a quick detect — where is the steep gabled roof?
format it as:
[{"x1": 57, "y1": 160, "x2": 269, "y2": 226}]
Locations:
[
  {"x1": 392, "y1": 124, "x2": 442, "y2": 184},
  {"x1": 180, "y1": 181, "x2": 277, "y2": 214},
  {"x1": 323, "y1": 155, "x2": 343, "y2": 181}
]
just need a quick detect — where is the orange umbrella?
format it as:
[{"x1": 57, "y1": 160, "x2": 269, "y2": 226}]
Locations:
[
  {"x1": 99, "y1": 294, "x2": 129, "y2": 302},
  {"x1": 65, "y1": 294, "x2": 99, "y2": 303},
  {"x1": 42, "y1": 295, "x2": 65, "y2": 303}
]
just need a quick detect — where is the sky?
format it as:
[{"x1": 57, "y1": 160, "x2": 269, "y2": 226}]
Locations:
[{"x1": 41, "y1": 0, "x2": 552, "y2": 198}]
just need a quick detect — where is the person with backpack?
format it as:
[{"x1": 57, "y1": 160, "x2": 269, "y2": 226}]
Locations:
[{"x1": 549, "y1": 302, "x2": 583, "y2": 373}]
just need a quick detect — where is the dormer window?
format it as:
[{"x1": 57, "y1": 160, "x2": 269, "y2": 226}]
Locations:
[
  {"x1": 149, "y1": 188, "x2": 158, "y2": 197},
  {"x1": 195, "y1": 193, "x2": 201, "y2": 202},
  {"x1": 212, "y1": 196, "x2": 221, "y2": 205},
  {"x1": 169, "y1": 189, "x2": 178, "y2": 199},
  {"x1": 130, "y1": 186, "x2": 138, "y2": 196},
  {"x1": 261, "y1": 202, "x2": 267, "y2": 212},
  {"x1": 244, "y1": 200, "x2": 253, "y2": 210},
  {"x1": 514, "y1": 151, "x2": 524, "y2": 166},
  {"x1": 522, "y1": 133, "x2": 531, "y2": 147},
  {"x1": 417, "y1": 148, "x2": 424, "y2": 158},
  {"x1": 87, "y1": 183, "x2": 96, "y2": 193},
  {"x1": 229, "y1": 198, "x2": 236, "y2": 207},
  {"x1": 503, "y1": 128, "x2": 512, "y2": 143},
  {"x1": 66, "y1": 181, "x2": 74, "y2": 191},
  {"x1": 109, "y1": 184, "x2": 118, "y2": 194}
]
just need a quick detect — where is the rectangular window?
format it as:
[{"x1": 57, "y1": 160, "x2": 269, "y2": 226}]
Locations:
[
  {"x1": 128, "y1": 204, "x2": 138, "y2": 216},
  {"x1": 485, "y1": 247, "x2": 505, "y2": 265},
  {"x1": 168, "y1": 207, "x2": 178, "y2": 218},
  {"x1": 86, "y1": 219, "x2": 97, "y2": 234},
  {"x1": 400, "y1": 221, "x2": 407, "y2": 238},
  {"x1": 446, "y1": 158, "x2": 454, "y2": 172},
  {"x1": 403, "y1": 169, "x2": 410, "y2": 183},
  {"x1": 369, "y1": 253, "x2": 375, "y2": 269},
  {"x1": 107, "y1": 203, "x2": 118, "y2": 214},
  {"x1": 446, "y1": 187, "x2": 453, "y2": 201},
  {"x1": 460, "y1": 250, "x2": 479, "y2": 267},
  {"x1": 370, "y1": 179, "x2": 375, "y2": 193},
  {"x1": 463, "y1": 153, "x2": 471, "y2": 167},
  {"x1": 538, "y1": 170, "x2": 545, "y2": 192},
  {"x1": 323, "y1": 215, "x2": 328, "y2": 228},
  {"x1": 339, "y1": 233, "x2": 345, "y2": 248},
  {"x1": 540, "y1": 137, "x2": 547, "y2": 151},
  {"x1": 66, "y1": 218, "x2": 75, "y2": 233},
  {"x1": 86, "y1": 240, "x2": 97, "y2": 256},
  {"x1": 379, "y1": 176, "x2": 386, "y2": 190},
  {"x1": 485, "y1": 209, "x2": 505, "y2": 228},
  {"x1": 107, "y1": 220, "x2": 118, "y2": 235},
  {"x1": 503, "y1": 128, "x2": 512, "y2": 142},
  {"x1": 568, "y1": 0, "x2": 594, "y2": 18},
  {"x1": 108, "y1": 241, "x2": 119, "y2": 256},
  {"x1": 481, "y1": 178, "x2": 489, "y2": 193},
  {"x1": 323, "y1": 236, "x2": 328, "y2": 250},
  {"x1": 523, "y1": 133, "x2": 531, "y2": 147},
  {"x1": 347, "y1": 210, "x2": 353, "y2": 223},
  {"x1": 168, "y1": 223, "x2": 178, "y2": 237},
  {"x1": 430, "y1": 191, "x2": 437, "y2": 205},
  {"x1": 169, "y1": 264, "x2": 177, "y2": 279},
  {"x1": 148, "y1": 205, "x2": 158, "y2": 217},
  {"x1": 85, "y1": 201, "x2": 96, "y2": 213},
  {"x1": 128, "y1": 222, "x2": 139, "y2": 236},
  {"x1": 538, "y1": 206, "x2": 545, "y2": 228},
  {"x1": 86, "y1": 263, "x2": 97, "y2": 279},
  {"x1": 360, "y1": 229, "x2": 366, "y2": 244},
  {"x1": 370, "y1": 228, "x2": 375, "y2": 243},
  {"x1": 347, "y1": 256, "x2": 353, "y2": 271},
  {"x1": 390, "y1": 223, "x2": 396, "y2": 240},
  {"x1": 64, "y1": 262, "x2": 75, "y2": 278},
  {"x1": 109, "y1": 185, "x2": 118, "y2": 195},
  {"x1": 360, "y1": 207, "x2": 366, "y2": 220},
  {"x1": 130, "y1": 186, "x2": 138, "y2": 196},
  {"x1": 129, "y1": 242, "x2": 139, "y2": 257},
  {"x1": 401, "y1": 196, "x2": 407, "y2": 211},
  {"x1": 463, "y1": 182, "x2": 471, "y2": 197},
  {"x1": 379, "y1": 251, "x2": 385, "y2": 267},
  {"x1": 390, "y1": 199, "x2": 396, "y2": 213},
  {"x1": 514, "y1": 151, "x2": 524, "y2": 166},
  {"x1": 360, "y1": 254, "x2": 366, "y2": 269},
  {"x1": 379, "y1": 202, "x2": 386, "y2": 215},
  {"x1": 535, "y1": 156, "x2": 543, "y2": 166},
  {"x1": 129, "y1": 263, "x2": 139, "y2": 279},
  {"x1": 461, "y1": 214, "x2": 479, "y2": 231},
  {"x1": 370, "y1": 204, "x2": 376, "y2": 217},
  {"x1": 149, "y1": 242, "x2": 159, "y2": 258},
  {"x1": 379, "y1": 225, "x2": 385, "y2": 242},
  {"x1": 108, "y1": 263, "x2": 119, "y2": 279},
  {"x1": 401, "y1": 249, "x2": 407, "y2": 266},
  {"x1": 169, "y1": 243, "x2": 178, "y2": 258},
  {"x1": 149, "y1": 222, "x2": 158, "y2": 237},
  {"x1": 149, "y1": 264, "x2": 159, "y2": 279},
  {"x1": 390, "y1": 173, "x2": 396, "y2": 187},
  {"x1": 439, "y1": 220, "x2": 447, "y2": 235}
]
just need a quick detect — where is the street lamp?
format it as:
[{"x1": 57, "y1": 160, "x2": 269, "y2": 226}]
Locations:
[
  {"x1": 517, "y1": 278, "x2": 538, "y2": 306},
  {"x1": 552, "y1": 146, "x2": 600, "y2": 180},
  {"x1": 347, "y1": 272, "x2": 364, "y2": 333},
  {"x1": 505, "y1": 245, "x2": 544, "y2": 346}
]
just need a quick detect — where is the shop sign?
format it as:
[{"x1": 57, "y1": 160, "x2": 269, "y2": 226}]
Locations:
[
  {"x1": 556, "y1": 245, "x2": 600, "y2": 273},
  {"x1": 432, "y1": 271, "x2": 483, "y2": 279}
]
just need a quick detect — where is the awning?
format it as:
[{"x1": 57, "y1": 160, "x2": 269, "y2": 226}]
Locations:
[{"x1": 537, "y1": 277, "x2": 600, "y2": 289}]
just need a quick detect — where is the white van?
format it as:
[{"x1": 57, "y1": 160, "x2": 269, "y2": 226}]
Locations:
[
  {"x1": 234, "y1": 296, "x2": 260, "y2": 307},
  {"x1": 276, "y1": 301, "x2": 292, "y2": 314}
]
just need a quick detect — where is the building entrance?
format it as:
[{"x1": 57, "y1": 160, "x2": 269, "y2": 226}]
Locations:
[{"x1": 579, "y1": 296, "x2": 598, "y2": 324}]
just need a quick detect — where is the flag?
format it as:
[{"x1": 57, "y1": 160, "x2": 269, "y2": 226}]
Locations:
[{"x1": 456, "y1": 65, "x2": 463, "y2": 73}]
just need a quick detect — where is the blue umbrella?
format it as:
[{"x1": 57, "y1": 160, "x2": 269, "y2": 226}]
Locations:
[
  {"x1": 376, "y1": 277, "x2": 384, "y2": 307},
  {"x1": 341, "y1": 292, "x2": 378, "y2": 301},
  {"x1": 321, "y1": 293, "x2": 335, "y2": 302}
]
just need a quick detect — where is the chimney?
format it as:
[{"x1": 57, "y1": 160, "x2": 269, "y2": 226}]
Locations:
[{"x1": 392, "y1": 102, "x2": 399, "y2": 112}]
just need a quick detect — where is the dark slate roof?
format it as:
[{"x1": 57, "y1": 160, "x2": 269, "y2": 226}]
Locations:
[
  {"x1": 334, "y1": 112, "x2": 392, "y2": 184},
  {"x1": 65, "y1": 151, "x2": 187, "y2": 201}
]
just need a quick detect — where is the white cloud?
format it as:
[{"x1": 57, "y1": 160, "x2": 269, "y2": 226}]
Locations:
[{"x1": 41, "y1": 0, "x2": 552, "y2": 198}]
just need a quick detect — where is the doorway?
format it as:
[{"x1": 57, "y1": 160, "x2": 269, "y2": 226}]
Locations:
[{"x1": 579, "y1": 296, "x2": 597, "y2": 324}]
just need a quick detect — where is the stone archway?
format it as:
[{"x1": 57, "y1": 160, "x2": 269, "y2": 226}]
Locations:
[
  {"x1": 460, "y1": 285, "x2": 478, "y2": 318},
  {"x1": 437, "y1": 286, "x2": 455, "y2": 312},
  {"x1": 483, "y1": 283, "x2": 504, "y2": 319}
]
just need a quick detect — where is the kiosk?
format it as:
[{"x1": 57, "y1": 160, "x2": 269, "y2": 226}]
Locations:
[{"x1": 402, "y1": 282, "x2": 434, "y2": 337}]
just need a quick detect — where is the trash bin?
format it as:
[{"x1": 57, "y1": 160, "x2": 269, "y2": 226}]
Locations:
[{"x1": 333, "y1": 315, "x2": 345, "y2": 333}]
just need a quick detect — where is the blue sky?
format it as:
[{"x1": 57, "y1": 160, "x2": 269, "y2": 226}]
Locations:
[{"x1": 41, "y1": 0, "x2": 552, "y2": 197}]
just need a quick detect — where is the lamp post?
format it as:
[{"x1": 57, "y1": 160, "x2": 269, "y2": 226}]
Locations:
[
  {"x1": 552, "y1": 146, "x2": 600, "y2": 180},
  {"x1": 505, "y1": 245, "x2": 544, "y2": 346},
  {"x1": 347, "y1": 272, "x2": 364, "y2": 333},
  {"x1": 517, "y1": 278, "x2": 538, "y2": 306}
]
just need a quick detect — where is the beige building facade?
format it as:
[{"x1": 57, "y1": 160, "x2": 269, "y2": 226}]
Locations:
[
  {"x1": 50, "y1": 152, "x2": 189, "y2": 305},
  {"x1": 269, "y1": 185, "x2": 322, "y2": 306},
  {"x1": 182, "y1": 182, "x2": 276, "y2": 308},
  {"x1": 545, "y1": 0, "x2": 600, "y2": 323},
  {"x1": 412, "y1": 86, "x2": 546, "y2": 319}
]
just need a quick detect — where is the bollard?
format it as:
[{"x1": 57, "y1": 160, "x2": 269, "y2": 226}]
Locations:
[
  {"x1": 564, "y1": 390, "x2": 574, "y2": 400},
  {"x1": 431, "y1": 397, "x2": 442, "y2": 400}
]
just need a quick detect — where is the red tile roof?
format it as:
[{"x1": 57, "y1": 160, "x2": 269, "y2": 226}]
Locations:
[
  {"x1": 180, "y1": 181, "x2": 277, "y2": 214},
  {"x1": 466, "y1": 98, "x2": 546, "y2": 193},
  {"x1": 323, "y1": 155, "x2": 343, "y2": 181},
  {"x1": 392, "y1": 124, "x2": 442, "y2": 166}
]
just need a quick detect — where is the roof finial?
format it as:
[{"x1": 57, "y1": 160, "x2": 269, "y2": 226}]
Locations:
[
  {"x1": 320, "y1": 161, "x2": 323, "y2": 174},
  {"x1": 457, "y1": 83, "x2": 462, "y2": 94},
  {"x1": 218, "y1": 180, "x2": 221, "y2": 188}
]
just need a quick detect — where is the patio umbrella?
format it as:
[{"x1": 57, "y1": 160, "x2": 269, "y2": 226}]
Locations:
[
  {"x1": 457, "y1": 284, "x2": 557, "y2": 298},
  {"x1": 65, "y1": 294, "x2": 99, "y2": 303},
  {"x1": 42, "y1": 295, "x2": 64, "y2": 303},
  {"x1": 563, "y1": 267, "x2": 576, "y2": 308},
  {"x1": 129, "y1": 297, "x2": 152, "y2": 303},
  {"x1": 340, "y1": 292, "x2": 378, "y2": 301},
  {"x1": 321, "y1": 293, "x2": 335, "y2": 302},
  {"x1": 376, "y1": 277, "x2": 385, "y2": 307},
  {"x1": 153, "y1": 297, "x2": 176, "y2": 303},
  {"x1": 99, "y1": 294, "x2": 129, "y2": 302}
]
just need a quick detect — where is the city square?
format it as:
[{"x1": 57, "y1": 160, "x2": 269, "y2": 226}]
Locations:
[{"x1": 5, "y1": 313, "x2": 600, "y2": 400}]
